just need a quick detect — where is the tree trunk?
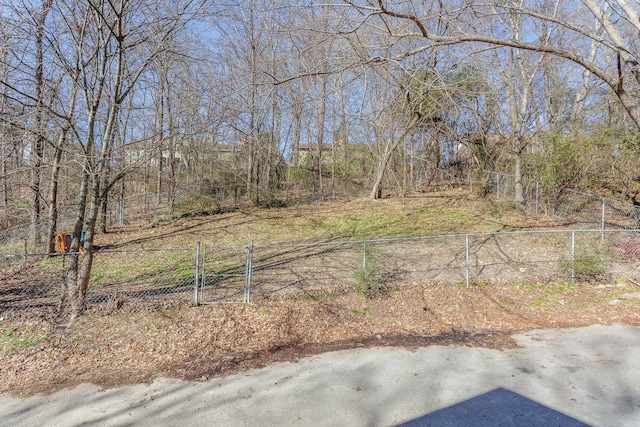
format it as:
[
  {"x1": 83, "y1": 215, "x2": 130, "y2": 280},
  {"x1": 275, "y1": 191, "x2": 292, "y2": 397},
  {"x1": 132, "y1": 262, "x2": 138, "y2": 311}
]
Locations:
[
  {"x1": 514, "y1": 148, "x2": 525, "y2": 205},
  {"x1": 0, "y1": 47, "x2": 7, "y2": 208},
  {"x1": 29, "y1": 1, "x2": 52, "y2": 249},
  {"x1": 164, "y1": 71, "x2": 176, "y2": 212},
  {"x1": 46, "y1": 79, "x2": 76, "y2": 253},
  {"x1": 156, "y1": 150, "x2": 163, "y2": 204},
  {"x1": 315, "y1": 78, "x2": 327, "y2": 201},
  {"x1": 77, "y1": 167, "x2": 103, "y2": 311},
  {"x1": 246, "y1": 137, "x2": 255, "y2": 201},
  {"x1": 29, "y1": 129, "x2": 44, "y2": 248},
  {"x1": 409, "y1": 134, "x2": 415, "y2": 191},
  {"x1": 64, "y1": 154, "x2": 90, "y2": 320},
  {"x1": 370, "y1": 115, "x2": 419, "y2": 199},
  {"x1": 1, "y1": 131, "x2": 8, "y2": 208},
  {"x1": 292, "y1": 100, "x2": 302, "y2": 167},
  {"x1": 76, "y1": 100, "x2": 122, "y2": 314},
  {"x1": 156, "y1": 83, "x2": 164, "y2": 206},
  {"x1": 46, "y1": 143, "x2": 64, "y2": 254},
  {"x1": 100, "y1": 178, "x2": 109, "y2": 233}
]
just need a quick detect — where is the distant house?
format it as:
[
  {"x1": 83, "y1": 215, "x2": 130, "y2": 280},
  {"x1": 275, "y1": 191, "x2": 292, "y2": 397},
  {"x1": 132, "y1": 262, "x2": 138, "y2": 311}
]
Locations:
[
  {"x1": 295, "y1": 143, "x2": 334, "y2": 165},
  {"x1": 125, "y1": 143, "x2": 245, "y2": 171},
  {"x1": 125, "y1": 148, "x2": 185, "y2": 169}
]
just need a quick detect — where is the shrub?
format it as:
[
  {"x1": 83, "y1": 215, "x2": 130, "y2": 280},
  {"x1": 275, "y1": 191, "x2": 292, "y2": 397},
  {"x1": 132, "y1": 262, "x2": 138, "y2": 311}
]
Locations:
[
  {"x1": 354, "y1": 244, "x2": 385, "y2": 295},
  {"x1": 561, "y1": 247, "x2": 611, "y2": 282}
]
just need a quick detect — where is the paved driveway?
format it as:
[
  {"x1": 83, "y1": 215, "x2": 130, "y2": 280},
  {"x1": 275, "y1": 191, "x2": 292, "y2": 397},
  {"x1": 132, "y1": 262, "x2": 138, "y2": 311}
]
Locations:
[{"x1": 1, "y1": 324, "x2": 639, "y2": 426}]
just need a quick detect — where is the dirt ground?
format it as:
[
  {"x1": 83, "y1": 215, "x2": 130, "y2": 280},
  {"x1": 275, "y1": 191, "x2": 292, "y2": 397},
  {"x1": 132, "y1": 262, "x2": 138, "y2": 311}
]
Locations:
[{"x1": 1, "y1": 280, "x2": 640, "y2": 397}]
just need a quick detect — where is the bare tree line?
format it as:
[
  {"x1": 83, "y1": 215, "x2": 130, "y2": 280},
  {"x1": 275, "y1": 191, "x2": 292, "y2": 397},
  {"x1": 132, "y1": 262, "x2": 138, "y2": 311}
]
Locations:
[{"x1": 1, "y1": 0, "x2": 640, "y2": 319}]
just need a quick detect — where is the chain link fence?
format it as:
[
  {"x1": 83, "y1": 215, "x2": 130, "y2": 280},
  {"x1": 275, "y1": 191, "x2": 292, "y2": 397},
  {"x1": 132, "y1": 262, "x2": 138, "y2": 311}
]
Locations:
[
  {"x1": 199, "y1": 244, "x2": 250, "y2": 304},
  {"x1": 0, "y1": 247, "x2": 196, "y2": 321},
  {"x1": 249, "y1": 241, "x2": 363, "y2": 297},
  {"x1": 486, "y1": 172, "x2": 640, "y2": 230},
  {"x1": 242, "y1": 230, "x2": 640, "y2": 299},
  {"x1": 1, "y1": 229, "x2": 639, "y2": 320}
]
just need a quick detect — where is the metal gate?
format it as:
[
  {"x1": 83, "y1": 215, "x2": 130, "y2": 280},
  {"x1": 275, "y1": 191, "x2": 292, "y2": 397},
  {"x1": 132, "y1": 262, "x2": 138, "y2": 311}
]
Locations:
[{"x1": 197, "y1": 243, "x2": 252, "y2": 304}]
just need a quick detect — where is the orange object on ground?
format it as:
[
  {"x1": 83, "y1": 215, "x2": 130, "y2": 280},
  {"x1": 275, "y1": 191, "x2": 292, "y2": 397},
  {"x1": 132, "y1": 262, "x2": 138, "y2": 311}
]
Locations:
[{"x1": 55, "y1": 233, "x2": 85, "y2": 253}]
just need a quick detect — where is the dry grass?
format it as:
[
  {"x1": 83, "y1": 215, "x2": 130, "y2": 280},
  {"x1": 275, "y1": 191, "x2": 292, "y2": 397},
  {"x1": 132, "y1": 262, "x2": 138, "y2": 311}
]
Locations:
[
  {"x1": 97, "y1": 190, "x2": 567, "y2": 250},
  {"x1": 1, "y1": 281, "x2": 639, "y2": 397},
  {"x1": 2, "y1": 189, "x2": 634, "y2": 397}
]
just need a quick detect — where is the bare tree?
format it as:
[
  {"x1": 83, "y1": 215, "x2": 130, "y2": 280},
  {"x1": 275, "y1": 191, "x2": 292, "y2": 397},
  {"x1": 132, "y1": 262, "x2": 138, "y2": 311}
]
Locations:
[
  {"x1": 0, "y1": 10, "x2": 11, "y2": 211},
  {"x1": 492, "y1": 1, "x2": 558, "y2": 204},
  {"x1": 53, "y1": 0, "x2": 204, "y2": 319},
  {"x1": 27, "y1": 0, "x2": 53, "y2": 245},
  {"x1": 342, "y1": 0, "x2": 640, "y2": 129},
  {"x1": 45, "y1": 80, "x2": 77, "y2": 253}
]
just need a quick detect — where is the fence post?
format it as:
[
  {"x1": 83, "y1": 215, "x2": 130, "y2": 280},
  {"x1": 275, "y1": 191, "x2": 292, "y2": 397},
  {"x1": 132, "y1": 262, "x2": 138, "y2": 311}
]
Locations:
[
  {"x1": 601, "y1": 197, "x2": 606, "y2": 240},
  {"x1": 571, "y1": 231, "x2": 575, "y2": 283},
  {"x1": 194, "y1": 242, "x2": 200, "y2": 305},
  {"x1": 245, "y1": 240, "x2": 254, "y2": 303},
  {"x1": 362, "y1": 241, "x2": 367, "y2": 271},
  {"x1": 465, "y1": 234, "x2": 470, "y2": 287},
  {"x1": 535, "y1": 181, "x2": 540, "y2": 215}
]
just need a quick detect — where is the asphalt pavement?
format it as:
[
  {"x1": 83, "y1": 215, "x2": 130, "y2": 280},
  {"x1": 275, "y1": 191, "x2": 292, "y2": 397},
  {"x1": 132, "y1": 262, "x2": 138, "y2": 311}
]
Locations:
[{"x1": 1, "y1": 324, "x2": 639, "y2": 426}]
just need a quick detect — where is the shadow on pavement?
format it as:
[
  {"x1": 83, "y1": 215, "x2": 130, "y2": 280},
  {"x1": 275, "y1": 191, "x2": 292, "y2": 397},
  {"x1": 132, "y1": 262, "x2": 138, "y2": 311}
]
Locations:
[{"x1": 398, "y1": 387, "x2": 590, "y2": 427}]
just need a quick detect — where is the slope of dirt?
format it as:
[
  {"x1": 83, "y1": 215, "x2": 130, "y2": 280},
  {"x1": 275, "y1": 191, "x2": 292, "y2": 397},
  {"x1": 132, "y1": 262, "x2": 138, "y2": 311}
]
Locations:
[
  {"x1": 96, "y1": 190, "x2": 569, "y2": 250},
  {"x1": 2, "y1": 281, "x2": 639, "y2": 397},
  {"x1": 1, "y1": 190, "x2": 635, "y2": 397}
]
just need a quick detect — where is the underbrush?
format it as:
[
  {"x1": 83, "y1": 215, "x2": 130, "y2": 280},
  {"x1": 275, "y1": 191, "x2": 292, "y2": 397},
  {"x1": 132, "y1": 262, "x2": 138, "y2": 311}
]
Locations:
[{"x1": 2, "y1": 280, "x2": 640, "y2": 396}]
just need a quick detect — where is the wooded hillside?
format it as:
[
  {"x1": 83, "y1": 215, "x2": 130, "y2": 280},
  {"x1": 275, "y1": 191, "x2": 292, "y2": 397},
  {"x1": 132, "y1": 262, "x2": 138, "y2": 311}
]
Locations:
[{"x1": 2, "y1": 1, "x2": 640, "y2": 318}]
